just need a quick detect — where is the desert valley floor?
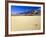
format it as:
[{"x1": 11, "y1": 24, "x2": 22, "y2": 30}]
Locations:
[{"x1": 11, "y1": 16, "x2": 41, "y2": 31}]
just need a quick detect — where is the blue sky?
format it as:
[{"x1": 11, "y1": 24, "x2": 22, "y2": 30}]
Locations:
[{"x1": 11, "y1": 6, "x2": 41, "y2": 15}]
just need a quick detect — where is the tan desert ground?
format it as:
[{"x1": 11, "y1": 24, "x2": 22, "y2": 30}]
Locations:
[{"x1": 11, "y1": 16, "x2": 41, "y2": 31}]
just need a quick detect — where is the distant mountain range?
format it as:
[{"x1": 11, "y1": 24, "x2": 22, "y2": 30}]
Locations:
[{"x1": 11, "y1": 8, "x2": 41, "y2": 16}]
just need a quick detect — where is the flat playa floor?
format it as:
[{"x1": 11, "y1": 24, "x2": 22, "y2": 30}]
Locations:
[{"x1": 11, "y1": 16, "x2": 41, "y2": 31}]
